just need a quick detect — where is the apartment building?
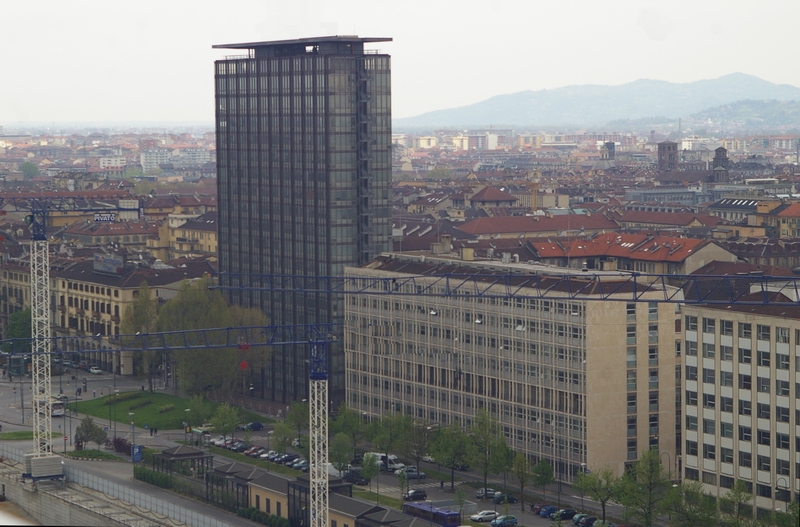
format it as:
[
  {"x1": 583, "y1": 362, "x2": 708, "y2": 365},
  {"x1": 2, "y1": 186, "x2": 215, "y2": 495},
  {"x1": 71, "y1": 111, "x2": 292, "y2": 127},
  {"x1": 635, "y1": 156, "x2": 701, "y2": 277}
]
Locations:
[
  {"x1": 680, "y1": 301, "x2": 799, "y2": 517},
  {"x1": 345, "y1": 254, "x2": 680, "y2": 481}
]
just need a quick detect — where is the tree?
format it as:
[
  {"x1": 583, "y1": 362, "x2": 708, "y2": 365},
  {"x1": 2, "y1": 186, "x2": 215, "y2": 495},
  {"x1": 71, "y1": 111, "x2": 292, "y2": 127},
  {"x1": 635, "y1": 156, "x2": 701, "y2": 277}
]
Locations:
[
  {"x1": 360, "y1": 453, "x2": 380, "y2": 493},
  {"x1": 120, "y1": 281, "x2": 161, "y2": 392},
  {"x1": 370, "y1": 413, "x2": 412, "y2": 468},
  {"x1": 331, "y1": 404, "x2": 368, "y2": 453},
  {"x1": 424, "y1": 167, "x2": 452, "y2": 180},
  {"x1": 186, "y1": 395, "x2": 214, "y2": 427},
  {"x1": 511, "y1": 453, "x2": 531, "y2": 512},
  {"x1": 75, "y1": 416, "x2": 106, "y2": 449},
  {"x1": 664, "y1": 480, "x2": 719, "y2": 527},
  {"x1": 531, "y1": 459, "x2": 555, "y2": 501},
  {"x1": 271, "y1": 421, "x2": 293, "y2": 453},
  {"x1": 468, "y1": 410, "x2": 508, "y2": 495},
  {"x1": 4, "y1": 308, "x2": 32, "y2": 352},
  {"x1": 574, "y1": 467, "x2": 620, "y2": 523},
  {"x1": 760, "y1": 501, "x2": 799, "y2": 527},
  {"x1": 405, "y1": 421, "x2": 433, "y2": 471},
  {"x1": 285, "y1": 400, "x2": 309, "y2": 442},
  {"x1": 209, "y1": 403, "x2": 240, "y2": 440},
  {"x1": 329, "y1": 433, "x2": 352, "y2": 475},
  {"x1": 397, "y1": 470, "x2": 408, "y2": 498},
  {"x1": 157, "y1": 278, "x2": 237, "y2": 398},
  {"x1": 20, "y1": 161, "x2": 39, "y2": 179},
  {"x1": 229, "y1": 305, "x2": 272, "y2": 395},
  {"x1": 617, "y1": 449, "x2": 671, "y2": 527},
  {"x1": 719, "y1": 480, "x2": 754, "y2": 527},
  {"x1": 430, "y1": 423, "x2": 473, "y2": 490}
]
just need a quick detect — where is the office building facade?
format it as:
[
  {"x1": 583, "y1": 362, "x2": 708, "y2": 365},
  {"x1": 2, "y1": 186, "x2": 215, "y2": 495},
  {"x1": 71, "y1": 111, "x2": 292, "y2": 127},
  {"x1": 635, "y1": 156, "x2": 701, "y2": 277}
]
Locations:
[
  {"x1": 214, "y1": 36, "x2": 393, "y2": 404},
  {"x1": 345, "y1": 255, "x2": 680, "y2": 481}
]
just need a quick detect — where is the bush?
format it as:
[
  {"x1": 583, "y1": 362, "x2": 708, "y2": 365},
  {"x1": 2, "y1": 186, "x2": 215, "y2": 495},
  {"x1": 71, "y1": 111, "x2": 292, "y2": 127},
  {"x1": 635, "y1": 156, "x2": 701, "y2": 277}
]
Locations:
[
  {"x1": 134, "y1": 465, "x2": 173, "y2": 488},
  {"x1": 105, "y1": 391, "x2": 140, "y2": 405},
  {"x1": 237, "y1": 508, "x2": 290, "y2": 527},
  {"x1": 157, "y1": 404, "x2": 174, "y2": 414},
  {"x1": 129, "y1": 400, "x2": 153, "y2": 410},
  {"x1": 113, "y1": 437, "x2": 131, "y2": 454}
]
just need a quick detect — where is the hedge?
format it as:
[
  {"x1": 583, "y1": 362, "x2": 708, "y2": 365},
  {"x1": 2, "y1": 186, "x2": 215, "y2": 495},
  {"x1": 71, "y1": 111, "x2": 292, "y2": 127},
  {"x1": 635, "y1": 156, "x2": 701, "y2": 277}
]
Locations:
[{"x1": 237, "y1": 507, "x2": 291, "y2": 527}]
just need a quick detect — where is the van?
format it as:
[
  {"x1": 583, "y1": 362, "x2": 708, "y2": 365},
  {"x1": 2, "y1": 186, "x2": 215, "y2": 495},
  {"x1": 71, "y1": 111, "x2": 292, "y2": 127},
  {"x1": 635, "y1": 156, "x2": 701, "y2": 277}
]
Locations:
[{"x1": 367, "y1": 452, "x2": 405, "y2": 471}]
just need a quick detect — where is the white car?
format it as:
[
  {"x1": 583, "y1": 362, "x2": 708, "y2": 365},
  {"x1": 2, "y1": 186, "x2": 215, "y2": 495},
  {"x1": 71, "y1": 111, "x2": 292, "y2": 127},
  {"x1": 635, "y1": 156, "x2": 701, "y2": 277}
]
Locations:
[
  {"x1": 421, "y1": 454, "x2": 435, "y2": 463},
  {"x1": 89, "y1": 366, "x2": 102, "y2": 375},
  {"x1": 471, "y1": 511, "x2": 498, "y2": 522}
]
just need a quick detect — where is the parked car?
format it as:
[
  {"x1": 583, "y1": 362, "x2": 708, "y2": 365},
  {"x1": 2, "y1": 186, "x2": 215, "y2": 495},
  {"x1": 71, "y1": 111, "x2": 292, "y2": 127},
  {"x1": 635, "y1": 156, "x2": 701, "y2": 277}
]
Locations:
[
  {"x1": 552, "y1": 509, "x2": 578, "y2": 521},
  {"x1": 89, "y1": 366, "x2": 102, "y2": 375},
  {"x1": 282, "y1": 453, "x2": 300, "y2": 465},
  {"x1": 248, "y1": 447, "x2": 267, "y2": 458},
  {"x1": 292, "y1": 459, "x2": 308, "y2": 470},
  {"x1": 492, "y1": 493, "x2": 518, "y2": 504},
  {"x1": 572, "y1": 514, "x2": 589, "y2": 525},
  {"x1": 578, "y1": 516, "x2": 597, "y2": 527},
  {"x1": 531, "y1": 504, "x2": 548, "y2": 514},
  {"x1": 237, "y1": 421, "x2": 264, "y2": 431},
  {"x1": 395, "y1": 466, "x2": 426, "y2": 479},
  {"x1": 402, "y1": 489, "x2": 427, "y2": 501},
  {"x1": 231, "y1": 442, "x2": 250, "y2": 452},
  {"x1": 470, "y1": 511, "x2": 498, "y2": 522},
  {"x1": 539, "y1": 506, "x2": 559, "y2": 518},
  {"x1": 350, "y1": 454, "x2": 363, "y2": 465},
  {"x1": 489, "y1": 515, "x2": 517, "y2": 527},
  {"x1": 475, "y1": 487, "x2": 497, "y2": 499},
  {"x1": 421, "y1": 454, "x2": 435, "y2": 463},
  {"x1": 342, "y1": 470, "x2": 370, "y2": 485}
]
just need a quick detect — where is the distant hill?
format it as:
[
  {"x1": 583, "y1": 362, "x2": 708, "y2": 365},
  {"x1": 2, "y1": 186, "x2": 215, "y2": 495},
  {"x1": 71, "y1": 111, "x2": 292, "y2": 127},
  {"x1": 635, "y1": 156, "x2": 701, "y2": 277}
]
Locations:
[
  {"x1": 689, "y1": 99, "x2": 800, "y2": 128},
  {"x1": 393, "y1": 73, "x2": 800, "y2": 129}
]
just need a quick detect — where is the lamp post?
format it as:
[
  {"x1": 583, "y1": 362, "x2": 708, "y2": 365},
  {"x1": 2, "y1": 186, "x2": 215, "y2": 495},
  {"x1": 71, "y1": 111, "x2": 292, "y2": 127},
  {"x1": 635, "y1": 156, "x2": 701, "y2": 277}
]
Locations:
[
  {"x1": 129, "y1": 412, "x2": 135, "y2": 463},
  {"x1": 774, "y1": 477, "x2": 789, "y2": 512},
  {"x1": 185, "y1": 408, "x2": 191, "y2": 444},
  {"x1": 579, "y1": 463, "x2": 587, "y2": 510},
  {"x1": 113, "y1": 389, "x2": 118, "y2": 440}
]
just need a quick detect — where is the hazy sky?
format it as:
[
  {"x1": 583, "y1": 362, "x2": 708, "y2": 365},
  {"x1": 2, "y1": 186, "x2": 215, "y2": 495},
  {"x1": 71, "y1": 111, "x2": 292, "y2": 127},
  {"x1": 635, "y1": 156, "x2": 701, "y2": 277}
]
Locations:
[{"x1": 1, "y1": 0, "x2": 797, "y2": 125}]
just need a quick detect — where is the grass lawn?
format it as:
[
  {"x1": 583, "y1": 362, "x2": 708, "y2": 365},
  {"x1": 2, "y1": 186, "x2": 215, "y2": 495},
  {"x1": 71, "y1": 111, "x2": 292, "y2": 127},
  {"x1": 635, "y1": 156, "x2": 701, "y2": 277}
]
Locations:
[
  {"x1": 0, "y1": 431, "x2": 58, "y2": 440},
  {"x1": 352, "y1": 490, "x2": 403, "y2": 510},
  {"x1": 207, "y1": 445, "x2": 301, "y2": 477},
  {"x1": 74, "y1": 391, "x2": 269, "y2": 431},
  {"x1": 64, "y1": 449, "x2": 122, "y2": 461}
]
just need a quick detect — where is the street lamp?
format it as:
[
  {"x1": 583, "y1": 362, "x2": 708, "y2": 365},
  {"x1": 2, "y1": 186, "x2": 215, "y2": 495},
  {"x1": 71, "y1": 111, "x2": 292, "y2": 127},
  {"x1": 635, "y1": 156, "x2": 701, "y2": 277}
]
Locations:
[
  {"x1": 774, "y1": 477, "x2": 789, "y2": 512},
  {"x1": 129, "y1": 412, "x2": 135, "y2": 463},
  {"x1": 113, "y1": 389, "x2": 118, "y2": 440},
  {"x1": 579, "y1": 463, "x2": 587, "y2": 510},
  {"x1": 185, "y1": 408, "x2": 191, "y2": 444}
]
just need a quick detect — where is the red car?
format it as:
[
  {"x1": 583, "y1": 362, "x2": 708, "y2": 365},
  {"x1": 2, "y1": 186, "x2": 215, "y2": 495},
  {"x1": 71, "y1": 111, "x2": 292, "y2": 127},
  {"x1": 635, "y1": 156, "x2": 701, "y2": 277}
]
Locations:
[{"x1": 531, "y1": 504, "x2": 549, "y2": 513}]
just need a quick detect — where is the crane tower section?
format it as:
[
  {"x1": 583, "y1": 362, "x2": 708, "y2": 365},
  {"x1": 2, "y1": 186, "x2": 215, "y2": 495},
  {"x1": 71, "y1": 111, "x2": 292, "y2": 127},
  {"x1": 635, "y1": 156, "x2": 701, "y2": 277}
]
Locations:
[{"x1": 309, "y1": 341, "x2": 329, "y2": 527}]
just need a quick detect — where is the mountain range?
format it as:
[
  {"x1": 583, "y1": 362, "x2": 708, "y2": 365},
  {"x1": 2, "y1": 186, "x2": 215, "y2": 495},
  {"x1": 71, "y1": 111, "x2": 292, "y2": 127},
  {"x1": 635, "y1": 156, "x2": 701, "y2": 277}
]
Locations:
[{"x1": 392, "y1": 73, "x2": 800, "y2": 129}]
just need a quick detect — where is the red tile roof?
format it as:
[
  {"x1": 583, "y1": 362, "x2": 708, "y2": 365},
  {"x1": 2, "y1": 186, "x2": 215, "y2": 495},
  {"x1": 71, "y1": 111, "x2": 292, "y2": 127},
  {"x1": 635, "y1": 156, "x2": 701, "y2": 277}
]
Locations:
[
  {"x1": 457, "y1": 214, "x2": 618, "y2": 236},
  {"x1": 530, "y1": 232, "x2": 714, "y2": 262},
  {"x1": 469, "y1": 186, "x2": 517, "y2": 203}
]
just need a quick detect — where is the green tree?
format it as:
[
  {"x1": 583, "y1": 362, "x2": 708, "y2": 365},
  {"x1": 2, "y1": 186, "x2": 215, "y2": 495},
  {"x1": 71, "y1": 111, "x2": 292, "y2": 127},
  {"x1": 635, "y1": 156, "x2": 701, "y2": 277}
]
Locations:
[
  {"x1": 360, "y1": 453, "x2": 380, "y2": 493},
  {"x1": 285, "y1": 400, "x2": 309, "y2": 442},
  {"x1": 229, "y1": 305, "x2": 272, "y2": 396},
  {"x1": 75, "y1": 416, "x2": 106, "y2": 449},
  {"x1": 397, "y1": 470, "x2": 408, "y2": 498},
  {"x1": 574, "y1": 467, "x2": 620, "y2": 522},
  {"x1": 424, "y1": 168, "x2": 452, "y2": 180},
  {"x1": 271, "y1": 421, "x2": 293, "y2": 453},
  {"x1": 617, "y1": 449, "x2": 671, "y2": 527},
  {"x1": 186, "y1": 395, "x2": 214, "y2": 427},
  {"x1": 719, "y1": 480, "x2": 754, "y2": 527},
  {"x1": 157, "y1": 278, "x2": 237, "y2": 398},
  {"x1": 468, "y1": 409, "x2": 508, "y2": 495},
  {"x1": 531, "y1": 459, "x2": 555, "y2": 501},
  {"x1": 404, "y1": 421, "x2": 433, "y2": 471},
  {"x1": 331, "y1": 404, "x2": 368, "y2": 453},
  {"x1": 120, "y1": 281, "x2": 161, "y2": 392},
  {"x1": 370, "y1": 413, "x2": 412, "y2": 468},
  {"x1": 329, "y1": 433, "x2": 352, "y2": 475},
  {"x1": 20, "y1": 161, "x2": 39, "y2": 179},
  {"x1": 760, "y1": 501, "x2": 799, "y2": 527},
  {"x1": 430, "y1": 423, "x2": 473, "y2": 490},
  {"x1": 664, "y1": 480, "x2": 719, "y2": 527},
  {"x1": 4, "y1": 308, "x2": 32, "y2": 352},
  {"x1": 209, "y1": 403, "x2": 240, "y2": 440},
  {"x1": 511, "y1": 453, "x2": 531, "y2": 512}
]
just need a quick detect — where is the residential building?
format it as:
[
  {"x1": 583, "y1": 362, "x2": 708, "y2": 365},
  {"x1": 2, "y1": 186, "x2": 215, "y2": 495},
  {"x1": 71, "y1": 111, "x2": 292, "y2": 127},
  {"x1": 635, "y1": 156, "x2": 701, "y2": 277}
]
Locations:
[
  {"x1": 345, "y1": 254, "x2": 680, "y2": 480},
  {"x1": 680, "y1": 300, "x2": 799, "y2": 517},
  {"x1": 213, "y1": 36, "x2": 393, "y2": 404}
]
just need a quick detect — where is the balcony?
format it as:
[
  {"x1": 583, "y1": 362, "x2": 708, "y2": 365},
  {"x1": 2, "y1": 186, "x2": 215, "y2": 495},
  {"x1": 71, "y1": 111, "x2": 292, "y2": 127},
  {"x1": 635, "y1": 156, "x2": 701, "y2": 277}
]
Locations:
[
  {"x1": 110, "y1": 315, "x2": 120, "y2": 323},
  {"x1": 92, "y1": 311, "x2": 101, "y2": 319},
  {"x1": 76, "y1": 307, "x2": 85, "y2": 315},
  {"x1": 58, "y1": 305, "x2": 66, "y2": 312}
]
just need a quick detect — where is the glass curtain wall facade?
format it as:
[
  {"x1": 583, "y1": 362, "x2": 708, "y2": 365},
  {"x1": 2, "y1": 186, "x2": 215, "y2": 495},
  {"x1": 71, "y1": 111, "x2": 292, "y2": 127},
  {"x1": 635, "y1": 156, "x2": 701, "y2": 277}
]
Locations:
[{"x1": 214, "y1": 37, "x2": 392, "y2": 404}]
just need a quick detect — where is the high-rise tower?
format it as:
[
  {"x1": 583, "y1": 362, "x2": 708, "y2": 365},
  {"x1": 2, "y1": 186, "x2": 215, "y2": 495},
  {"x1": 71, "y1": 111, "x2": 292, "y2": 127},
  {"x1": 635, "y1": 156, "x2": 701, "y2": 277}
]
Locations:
[{"x1": 213, "y1": 36, "x2": 393, "y2": 404}]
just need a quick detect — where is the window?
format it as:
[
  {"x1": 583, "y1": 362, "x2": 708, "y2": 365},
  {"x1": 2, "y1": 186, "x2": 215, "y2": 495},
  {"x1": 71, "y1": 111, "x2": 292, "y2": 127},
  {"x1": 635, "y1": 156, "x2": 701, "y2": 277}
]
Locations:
[
  {"x1": 686, "y1": 341, "x2": 697, "y2": 356},
  {"x1": 648, "y1": 346, "x2": 658, "y2": 366},
  {"x1": 626, "y1": 347, "x2": 637, "y2": 367},
  {"x1": 649, "y1": 369, "x2": 659, "y2": 389},
  {"x1": 738, "y1": 347, "x2": 751, "y2": 364},
  {"x1": 776, "y1": 353, "x2": 789, "y2": 370},
  {"x1": 756, "y1": 377, "x2": 769, "y2": 393},
  {"x1": 720, "y1": 447, "x2": 733, "y2": 463},
  {"x1": 720, "y1": 320, "x2": 733, "y2": 336},
  {"x1": 702, "y1": 318, "x2": 715, "y2": 333},
  {"x1": 757, "y1": 455, "x2": 770, "y2": 472},
  {"x1": 686, "y1": 390, "x2": 697, "y2": 406},
  {"x1": 757, "y1": 403, "x2": 770, "y2": 419},
  {"x1": 626, "y1": 325, "x2": 636, "y2": 344},
  {"x1": 739, "y1": 426, "x2": 751, "y2": 441},
  {"x1": 756, "y1": 429, "x2": 770, "y2": 446},
  {"x1": 776, "y1": 459, "x2": 790, "y2": 476},
  {"x1": 776, "y1": 380, "x2": 789, "y2": 396},
  {"x1": 686, "y1": 440, "x2": 698, "y2": 456},
  {"x1": 720, "y1": 345, "x2": 733, "y2": 361},
  {"x1": 720, "y1": 422, "x2": 733, "y2": 438},
  {"x1": 686, "y1": 415, "x2": 698, "y2": 431},
  {"x1": 720, "y1": 371, "x2": 732, "y2": 387},
  {"x1": 702, "y1": 343, "x2": 715, "y2": 358},
  {"x1": 702, "y1": 471, "x2": 717, "y2": 485},
  {"x1": 702, "y1": 368, "x2": 715, "y2": 384},
  {"x1": 686, "y1": 315, "x2": 697, "y2": 331},
  {"x1": 739, "y1": 399, "x2": 751, "y2": 415},
  {"x1": 776, "y1": 433, "x2": 789, "y2": 450},
  {"x1": 703, "y1": 419, "x2": 715, "y2": 435},
  {"x1": 776, "y1": 406, "x2": 789, "y2": 423},
  {"x1": 627, "y1": 370, "x2": 637, "y2": 390},
  {"x1": 776, "y1": 327, "x2": 789, "y2": 343},
  {"x1": 685, "y1": 365, "x2": 697, "y2": 381},
  {"x1": 720, "y1": 475, "x2": 735, "y2": 489},
  {"x1": 739, "y1": 451, "x2": 751, "y2": 467},
  {"x1": 739, "y1": 374, "x2": 751, "y2": 390},
  {"x1": 649, "y1": 391, "x2": 658, "y2": 411},
  {"x1": 685, "y1": 468, "x2": 699, "y2": 481},
  {"x1": 756, "y1": 484, "x2": 772, "y2": 499},
  {"x1": 738, "y1": 322, "x2": 751, "y2": 338},
  {"x1": 757, "y1": 350, "x2": 770, "y2": 367},
  {"x1": 756, "y1": 324, "x2": 770, "y2": 341},
  {"x1": 702, "y1": 393, "x2": 715, "y2": 409},
  {"x1": 627, "y1": 393, "x2": 636, "y2": 413},
  {"x1": 721, "y1": 396, "x2": 733, "y2": 412},
  {"x1": 703, "y1": 444, "x2": 715, "y2": 460}
]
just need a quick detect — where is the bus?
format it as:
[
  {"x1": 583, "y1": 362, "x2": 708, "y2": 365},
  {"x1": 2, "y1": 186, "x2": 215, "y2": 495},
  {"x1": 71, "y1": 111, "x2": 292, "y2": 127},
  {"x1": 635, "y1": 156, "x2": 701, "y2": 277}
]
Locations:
[
  {"x1": 401, "y1": 502, "x2": 461, "y2": 527},
  {"x1": 34, "y1": 397, "x2": 65, "y2": 417}
]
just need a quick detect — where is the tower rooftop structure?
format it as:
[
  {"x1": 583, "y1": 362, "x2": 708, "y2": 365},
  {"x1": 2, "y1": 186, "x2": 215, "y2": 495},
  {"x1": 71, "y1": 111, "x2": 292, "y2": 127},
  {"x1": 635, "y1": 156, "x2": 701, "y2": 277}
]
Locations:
[{"x1": 213, "y1": 35, "x2": 392, "y2": 54}]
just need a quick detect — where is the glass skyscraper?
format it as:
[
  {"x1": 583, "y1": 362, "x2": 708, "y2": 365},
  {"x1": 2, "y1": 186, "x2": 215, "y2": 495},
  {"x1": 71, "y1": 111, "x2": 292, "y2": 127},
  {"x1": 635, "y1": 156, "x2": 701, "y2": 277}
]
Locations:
[{"x1": 213, "y1": 36, "x2": 392, "y2": 404}]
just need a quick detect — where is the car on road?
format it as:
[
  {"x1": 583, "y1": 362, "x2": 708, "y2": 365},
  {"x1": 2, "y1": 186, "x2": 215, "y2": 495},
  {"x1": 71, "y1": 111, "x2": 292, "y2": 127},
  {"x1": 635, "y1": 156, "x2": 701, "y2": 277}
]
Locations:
[
  {"x1": 539, "y1": 506, "x2": 559, "y2": 518},
  {"x1": 89, "y1": 366, "x2": 102, "y2": 375},
  {"x1": 237, "y1": 421, "x2": 264, "y2": 431},
  {"x1": 577, "y1": 516, "x2": 597, "y2": 527},
  {"x1": 282, "y1": 453, "x2": 300, "y2": 465},
  {"x1": 470, "y1": 511, "x2": 498, "y2": 522},
  {"x1": 394, "y1": 466, "x2": 426, "y2": 479},
  {"x1": 572, "y1": 514, "x2": 589, "y2": 525},
  {"x1": 421, "y1": 454, "x2": 435, "y2": 463},
  {"x1": 342, "y1": 470, "x2": 370, "y2": 485},
  {"x1": 492, "y1": 493, "x2": 518, "y2": 504},
  {"x1": 402, "y1": 489, "x2": 427, "y2": 501},
  {"x1": 551, "y1": 509, "x2": 578, "y2": 521},
  {"x1": 489, "y1": 515, "x2": 517, "y2": 527},
  {"x1": 475, "y1": 488, "x2": 497, "y2": 499}
]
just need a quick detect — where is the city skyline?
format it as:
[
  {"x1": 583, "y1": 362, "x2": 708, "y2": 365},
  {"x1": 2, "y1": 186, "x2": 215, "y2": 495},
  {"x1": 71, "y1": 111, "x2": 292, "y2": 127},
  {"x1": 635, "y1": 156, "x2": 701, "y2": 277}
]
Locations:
[{"x1": 2, "y1": 1, "x2": 799, "y2": 124}]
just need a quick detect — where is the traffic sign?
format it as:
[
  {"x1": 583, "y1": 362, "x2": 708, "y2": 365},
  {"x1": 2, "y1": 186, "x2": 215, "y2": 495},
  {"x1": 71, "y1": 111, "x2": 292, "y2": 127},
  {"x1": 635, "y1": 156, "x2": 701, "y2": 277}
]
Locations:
[{"x1": 63, "y1": 436, "x2": 67, "y2": 441}]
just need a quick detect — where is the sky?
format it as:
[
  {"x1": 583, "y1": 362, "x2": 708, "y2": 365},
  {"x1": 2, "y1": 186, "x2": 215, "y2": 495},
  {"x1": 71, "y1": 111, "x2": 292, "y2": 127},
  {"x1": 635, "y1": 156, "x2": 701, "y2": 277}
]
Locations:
[{"x1": 1, "y1": 0, "x2": 798, "y2": 126}]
